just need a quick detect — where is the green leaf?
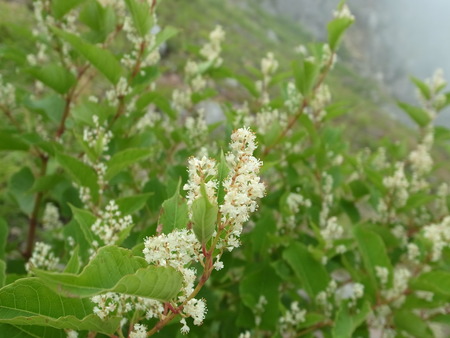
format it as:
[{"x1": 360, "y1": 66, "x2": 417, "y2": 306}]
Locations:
[
  {"x1": 217, "y1": 150, "x2": 229, "y2": 205},
  {"x1": 64, "y1": 246, "x2": 80, "y2": 274},
  {"x1": 56, "y1": 153, "x2": 99, "y2": 201},
  {"x1": 354, "y1": 225, "x2": 393, "y2": 288},
  {"x1": 192, "y1": 184, "x2": 218, "y2": 243},
  {"x1": 160, "y1": 180, "x2": 189, "y2": 234},
  {"x1": 51, "y1": 0, "x2": 86, "y2": 19},
  {"x1": 0, "y1": 260, "x2": 5, "y2": 288},
  {"x1": 34, "y1": 246, "x2": 182, "y2": 301},
  {"x1": 283, "y1": 243, "x2": 329, "y2": 297},
  {"x1": 27, "y1": 64, "x2": 76, "y2": 94},
  {"x1": 9, "y1": 167, "x2": 35, "y2": 215},
  {"x1": 63, "y1": 219, "x2": 91, "y2": 263},
  {"x1": 397, "y1": 102, "x2": 431, "y2": 127},
  {"x1": 69, "y1": 205, "x2": 96, "y2": 245},
  {"x1": 239, "y1": 265, "x2": 280, "y2": 330},
  {"x1": 51, "y1": 27, "x2": 123, "y2": 84},
  {"x1": 0, "y1": 219, "x2": 8, "y2": 260},
  {"x1": 411, "y1": 76, "x2": 431, "y2": 101},
  {"x1": 25, "y1": 95, "x2": 65, "y2": 123},
  {"x1": 333, "y1": 302, "x2": 371, "y2": 338},
  {"x1": 435, "y1": 126, "x2": 450, "y2": 142},
  {"x1": 400, "y1": 193, "x2": 435, "y2": 212},
  {"x1": 124, "y1": 0, "x2": 153, "y2": 37},
  {"x1": 251, "y1": 210, "x2": 276, "y2": 257},
  {"x1": 349, "y1": 180, "x2": 369, "y2": 199},
  {"x1": 0, "y1": 323, "x2": 66, "y2": 337},
  {"x1": 105, "y1": 148, "x2": 152, "y2": 180},
  {"x1": 412, "y1": 270, "x2": 450, "y2": 297},
  {"x1": 0, "y1": 278, "x2": 120, "y2": 334},
  {"x1": 394, "y1": 309, "x2": 433, "y2": 338},
  {"x1": 0, "y1": 131, "x2": 29, "y2": 151},
  {"x1": 153, "y1": 26, "x2": 179, "y2": 50},
  {"x1": 136, "y1": 92, "x2": 177, "y2": 119},
  {"x1": 28, "y1": 174, "x2": 64, "y2": 193},
  {"x1": 327, "y1": 17, "x2": 354, "y2": 51},
  {"x1": 116, "y1": 193, "x2": 152, "y2": 215},
  {"x1": 79, "y1": 1, "x2": 116, "y2": 42}
]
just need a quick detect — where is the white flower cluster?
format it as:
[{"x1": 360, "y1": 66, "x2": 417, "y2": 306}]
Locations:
[
  {"x1": 381, "y1": 267, "x2": 411, "y2": 308},
  {"x1": 77, "y1": 186, "x2": 93, "y2": 209},
  {"x1": 333, "y1": 4, "x2": 355, "y2": 21},
  {"x1": 383, "y1": 162, "x2": 409, "y2": 208},
  {"x1": 436, "y1": 182, "x2": 449, "y2": 216},
  {"x1": 97, "y1": 0, "x2": 126, "y2": 14},
  {"x1": 185, "y1": 108, "x2": 209, "y2": 148},
  {"x1": 200, "y1": 25, "x2": 225, "y2": 67},
  {"x1": 248, "y1": 108, "x2": 288, "y2": 136},
  {"x1": 427, "y1": 68, "x2": 447, "y2": 93},
  {"x1": 407, "y1": 242, "x2": 420, "y2": 262},
  {"x1": 286, "y1": 192, "x2": 311, "y2": 215},
  {"x1": 423, "y1": 216, "x2": 450, "y2": 261},
  {"x1": 367, "y1": 304, "x2": 392, "y2": 336},
  {"x1": 25, "y1": 242, "x2": 59, "y2": 273},
  {"x1": 315, "y1": 280, "x2": 337, "y2": 316},
  {"x1": 106, "y1": 77, "x2": 131, "y2": 106},
  {"x1": 409, "y1": 130, "x2": 434, "y2": 191},
  {"x1": 419, "y1": 68, "x2": 447, "y2": 110},
  {"x1": 375, "y1": 266, "x2": 389, "y2": 286},
  {"x1": 320, "y1": 216, "x2": 343, "y2": 249},
  {"x1": 42, "y1": 203, "x2": 63, "y2": 231},
  {"x1": 183, "y1": 156, "x2": 217, "y2": 211},
  {"x1": 254, "y1": 295, "x2": 268, "y2": 326},
  {"x1": 91, "y1": 292, "x2": 164, "y2": 321},
  {"x1": 372, "y1": 147, "x2": 388, "y2": 170},
  {"x1": 0, "y1": 75, "x2": 16, "y2": 109},
  {"x1": 28, "y1": 0, "x2": 51, "y2": 65},
  {"x1": 308, "y1": 84, "x2": 331, "y2": 123},
  {"x1": 409, "y1": 141, "x2": 433, "y2": 177},
  {"x1": 256, "y1": 52, "x2": 279, "y2": 104},
  {"x1": 220, "y1": 128, "x2": 265, "y2": 250},
  {"x1": 66, "y1": 330, "x2": 78, "y2": 338},
  {"x1": 143, "y1": 229, "x2": 202, "y2": 270},
  {"x1": 335, "y1": 282, "x2": 364, "y2": 307},
  {"x1": 319, "y1": 173, "x2": 334, "y2": 227},
  {"x1": 284, "y1": 81, "x2": 302, "y2": 113},
  {"x1": 129, "y1": 323, "x2": 148, "y2": 338},
  {"x1": 279, "y1": 301, "x2": 306, "y2": 336},
  {"x1": 91, "y1": 200, "x2": 133, "y2": 246},
  {"x1": 172, "y1": 87, "x2": 192, "y2": 112},
  {"x1": 184, "y1": 128, "x2": 265, "y2": 248},
  {"x1": 184, "y1": 60, "x2": 208, "y2": 92},
  {"x1": 184, "y1": 298, "x2": 207, "y2": 326},
  {"x1": 173, "y1": 25, "x2": 225, "y2": 114},
  {"x1": 121, "y1": 14, "x2": 163, "y2": 78},
  {"x1": 136, "y1": 105, "x2": 162, "y2": 130},
  {"x1": 143, "y1": 229, "x2": 206, "y2": 332},
  {"x1": 83, "y1": 115, "x2": 113, "y2": 155}
]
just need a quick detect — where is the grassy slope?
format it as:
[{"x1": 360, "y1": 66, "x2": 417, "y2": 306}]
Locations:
[{"x1": 157, "y1": 0, "x2": 411, "y2": 149}]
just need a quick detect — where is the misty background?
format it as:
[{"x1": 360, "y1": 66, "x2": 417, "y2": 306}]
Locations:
[{"x1": 261, "y1": 0, "x2": 450, "y2": 126}]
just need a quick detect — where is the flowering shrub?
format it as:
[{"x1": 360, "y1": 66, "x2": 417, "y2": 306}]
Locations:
[{"x1": 1, "y1": 0, "x2": 450, "y2": 337}]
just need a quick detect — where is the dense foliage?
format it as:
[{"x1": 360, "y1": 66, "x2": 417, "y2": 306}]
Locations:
[{"x1": 1, "y1": 0, "x2": 450, "y2": 337}]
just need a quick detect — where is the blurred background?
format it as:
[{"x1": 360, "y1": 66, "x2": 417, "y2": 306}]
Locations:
[
  {"x1": 260, "y1": 0, "x2": 450, "y2": 126},
  {"x1": 1, "y1": 0, "x2": 450, "y2": 129}
]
